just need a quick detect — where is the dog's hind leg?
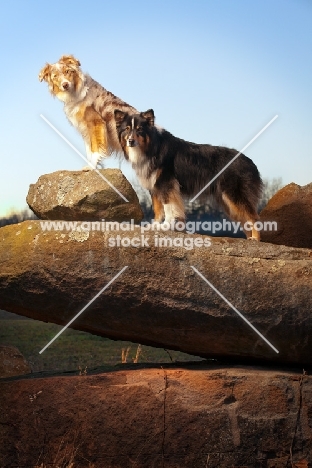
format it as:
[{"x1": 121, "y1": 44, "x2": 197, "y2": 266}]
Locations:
[{"x1": 221, "y1": 193, "x2": 260, "y2": 241}]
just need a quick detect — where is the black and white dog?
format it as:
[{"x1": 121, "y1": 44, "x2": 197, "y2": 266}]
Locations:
[{"x1": 114, "y1": 109, "x2": 263, "y2": 240}]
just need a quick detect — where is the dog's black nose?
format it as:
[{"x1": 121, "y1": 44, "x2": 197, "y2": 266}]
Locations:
[
  {"x1": 127, "y1": 139, "x2": 135, "y2": 147},
  {"x1": 63, "y1": 82, "x2": 69, "y2": 90}
]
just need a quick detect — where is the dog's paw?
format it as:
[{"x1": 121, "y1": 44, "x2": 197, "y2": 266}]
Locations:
[
  {"x1": 82, "y1": 166, "x2": 93, "y2": 171},
  {"x1": 89, "y1": 152, "x2": 102, "y2": 169}
]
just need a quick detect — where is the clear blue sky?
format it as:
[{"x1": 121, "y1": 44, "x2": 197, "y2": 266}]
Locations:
[{"x1": 0, "y1": 0, "x2": 311, "y2": 216}]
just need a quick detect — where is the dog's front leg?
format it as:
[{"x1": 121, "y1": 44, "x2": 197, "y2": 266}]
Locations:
[
  {"x1": 151, "y1": 193, "x2": 165, "y2": 223},
  {"x1": 153, "y1": 180, "x2": 185, "y2": 230},
  {"x1": 82, "y1": 106, "x2": 108, "y2": 171},
  {"x1": 162, "y1": 182, "x2": 186, "y2": 229},
  {"x1": 154, "y1": 185, "x2": 185, "y2": 231},
  {"x1": 82, "y1": 144, "x2": 102, "y2": 171},
  {"x1": 163, "y1": 203, "x2": 185, "y2": 225}
]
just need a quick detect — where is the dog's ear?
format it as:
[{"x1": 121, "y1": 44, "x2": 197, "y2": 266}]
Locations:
[
  {"x1": 114, "y1": 110, "x2": 127, "y2": 127},
  {"x1": 59, "y1": 55, "x2": 81, "y2": 67},
  {"x1": 141, "y1": 109, "x2": 155, "y2": 127},
  {"x1": 38, "y1": 63, "x2": 51, "y2": 82}
]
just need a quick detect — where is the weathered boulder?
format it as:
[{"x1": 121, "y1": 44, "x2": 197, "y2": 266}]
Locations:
[
  {"x1": 1, "y1": 365, "x2": 311, "y2": 467},
  {"x1": 0, "y1": 221, "x2": 312, "y2": 365},
  {"x1": 260, "y1": 182, "x2": 312, "y2": 248},
  {"x1": 0, "y1": 345, "x2": 31, "y2": 377},
  {"x1": 26, "y1": 169, "x2": 144, "y2": 222}
]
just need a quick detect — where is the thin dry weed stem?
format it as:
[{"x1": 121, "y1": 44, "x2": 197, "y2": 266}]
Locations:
[
  {"x1": 121, "y1": 346, "x2": 131, "y2": 363},
  {"x1": 133, "y1": 344, "x2": 142, "y2": 363}
]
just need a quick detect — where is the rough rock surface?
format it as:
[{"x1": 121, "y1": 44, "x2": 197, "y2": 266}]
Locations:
[
  {"x1": 26, "y1": 169, "x2": 144, "y2": 222},
  {"x1": 0, "y1": 345, "x2": 31, "y2": 378},
  {"x1": 1, "y1": 364, "x2": 311, "y2": 467},
  {"x1": 260, "y1": 182, "x2": 312, "y2": 248},
  {"x1": 0, "y1": 221, "x2": 312, "y2": 365}
]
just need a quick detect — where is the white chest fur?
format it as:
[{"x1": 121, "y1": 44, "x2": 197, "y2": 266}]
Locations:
[{"x1": 127, "y1": 147, "x2": 157, "y2": 190}]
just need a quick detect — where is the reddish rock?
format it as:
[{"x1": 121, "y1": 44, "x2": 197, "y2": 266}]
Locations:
[
  {"x1": 0, "y1": 345, "x2": 31, "y2": 378},
  {"x1": 26, "y1": 169, "x2": 144, "y2": 222},
  {"x1": 260, "y1": 182, "x2": 312, "y2": 248},
  {"x1": 0, "y1": 365, "x2": 311, "y2": 467}
]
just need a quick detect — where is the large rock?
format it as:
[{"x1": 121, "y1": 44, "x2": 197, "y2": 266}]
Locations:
[
  {"x1": 0, "y1": 345, "x2": 31, "y2": 377},
  {"x1": 1, "y1": 365, "x2": 311, "y2": 467},
  {"x1": 0, "y1": 221, "x2": 312, "y2": 365},
  {"x1": 260, "y1": 182, "x2": 312, "y2": 248},
  {"x1": 26, "y1": 169, "x2": 144, "y2": 222}
]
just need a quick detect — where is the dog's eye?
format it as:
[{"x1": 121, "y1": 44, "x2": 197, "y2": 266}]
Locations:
[
  {"x1": 136, "y1": 126, "x2": 143, "y2": 132},
  {"x1": 125, "y1": 126, "x2": 130, "y2": 131}
]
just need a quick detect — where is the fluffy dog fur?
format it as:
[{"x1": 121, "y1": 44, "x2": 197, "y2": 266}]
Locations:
[
  {"x1": 115, "y1": 109, "x2": 263, "y2": 240},
  {"x1": 39, "y1": 55, "x2": 137, "y2": 169}
]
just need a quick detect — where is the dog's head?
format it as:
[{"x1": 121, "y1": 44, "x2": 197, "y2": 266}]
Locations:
[
  {"x1": 114, "y1": 109, "x2": 155, "y2": 154},
  {"x1": 38, "y1": 55, "x2": 84, "y2": 102}
]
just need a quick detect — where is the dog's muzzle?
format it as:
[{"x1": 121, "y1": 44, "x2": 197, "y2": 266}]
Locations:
[
  {"x1": 62, "y1": 82, "x2": 70, "y2": 91},
  {"x1": 126, "y1": 139, "x2": 136, "y2": 147}
]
